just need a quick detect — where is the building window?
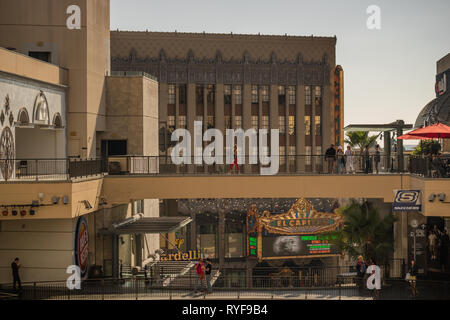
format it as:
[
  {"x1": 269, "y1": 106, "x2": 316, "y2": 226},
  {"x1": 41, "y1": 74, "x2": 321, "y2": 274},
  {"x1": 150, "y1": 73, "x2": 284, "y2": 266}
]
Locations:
[
  {"x1": 279, "y1": 146, "x2": 285, "y2": 165},
  {"x1": 234, "y1": 115, "x2": 242, "y2": 128},
  {"x1": 304, "y1": 116, "x2": 311, "y2": 135},
  {"x1": 168, "y1": 116, "x2": 175, "y2": 132},
  {"x1": 234, "y1": 85, "x2": 242, "y2": 104},
  {"x1": 305, "y1": 86, "x2": 312, "y2": 105},
  {"x1": 178, "y1": 115, "x2": 186, "y2": 129},
  {"x1": 261, "y1": 115, "x2": 269, "y2": 129},
  {"x1": 315, "y1": 115, "x2": 321, "y2": 136},
  {"x1": 305, "y1": 146, "x2": 312, "y2": 165},
  {"x1": 314, "y1": 86, "x2": 322, "y2": 98},
  {"x1": 289, "y1": 146, "x2": 296, "y2": 163},
  {"x1": 278, "y1": 86, "x2": 286, "y2": 105},
  {"x1": 288, "y1": 86, "x2": 296, "y2": 105},
  {"x1": 288, "y1": 116, "x2": 295, "y2": 136},
  {"x1": 251, "y1": 85, "x2": 259, "y2": 103},
  {"x1": 225, "y1": 116, "x2": 232, "y2": 129},
  {"x1": 168, "y1": 84, "x2": 176, "y2": 104},
  {"x1": 196, "y1": 85, "x2": 204, "y2": 104},
  {"x1": 279, "y1": 116, "x2": 285, "y2": 133},
  {"x1": 224, "y1": 85, "x2": 232, "y2": 104},
  {"x1": 315, "y1": 146, "x2": 322, "y2": 156},
  {"x1": 29, "y1": 51, "x2": 51, "y2": 63},
  {"x1": 261, "y1": 85, "x2": 269, "y2": 102},
  {"x1": 251, "y1": 116, "x2": 259, "y2": 130},
  {"x1": 225, "y1": 213, "x2": 245, "y2": 258},
  {"x1": 207, "y1": 85, "x2": 215, "y2": 104},
  {"x1": 207, "y1": 116, "x2": 215, "y2": 129},
  {"x1": 179, "y1": 84, "x2": 187, "y2": 104}
]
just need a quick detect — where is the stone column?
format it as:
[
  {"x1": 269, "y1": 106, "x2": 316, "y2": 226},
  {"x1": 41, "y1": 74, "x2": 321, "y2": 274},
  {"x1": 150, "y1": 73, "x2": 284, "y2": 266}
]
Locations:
[
  {"x1": 187, "y1": 83, "x2": 196, "y2": 172},
  {"x1": 384, "y1": 131, "x2": 391, "y2": 172},
  {"x1": 396, "y1": 121, "x2": 405, "y2": 171},
  {"x1": 270, "y1": 85, "x2": 279, "y2": 172},
  {"x1": 243, "y1": 84, "x2": 252, "y2": 172}
]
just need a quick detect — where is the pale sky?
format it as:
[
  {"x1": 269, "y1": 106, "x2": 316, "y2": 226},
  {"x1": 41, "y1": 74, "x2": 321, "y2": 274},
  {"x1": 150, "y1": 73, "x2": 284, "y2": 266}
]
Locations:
[{"x1": 110, "y1": 0, "x2": 450, "y2": 127}]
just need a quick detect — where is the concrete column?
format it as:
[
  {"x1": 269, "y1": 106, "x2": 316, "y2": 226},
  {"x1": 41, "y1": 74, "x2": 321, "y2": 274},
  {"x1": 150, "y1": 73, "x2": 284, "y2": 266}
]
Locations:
[
  {"x1": 322, "y1": 84, "x2": 332, "y2": 149},
  {"x1": 311, "y1": 87, "x2": 317, "y2": 172},
  {"x1": 384, "y1": 131, "x2": 391, "y2": 172},
  {"x1": 396, "y1": 121, "x2": 404, "y2": 171},
  {"x1": 243, "y1": 84, "x2": 252, "y2": 171},
  {"x1": 270, "y1": 85, "x2": 279, "y2": 172},
  {"x1": 297, "y1": 85, "x2": 305, "y2": 172},
  {"x1": 112, "y1": 234, "x2": 119, "y2": 278}
]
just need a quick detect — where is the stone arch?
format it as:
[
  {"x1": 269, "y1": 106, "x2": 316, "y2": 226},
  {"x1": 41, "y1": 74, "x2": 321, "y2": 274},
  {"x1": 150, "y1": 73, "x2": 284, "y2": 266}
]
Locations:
[
  {"x1": 32, "y1": 90, "x2": 50, "y2": 125},
  {"x1": 52, "y1": 112, "x2": 63, "y2": 128},
  {"x1": 17, "y1": 108, "x2": 30, "y2": 125}
]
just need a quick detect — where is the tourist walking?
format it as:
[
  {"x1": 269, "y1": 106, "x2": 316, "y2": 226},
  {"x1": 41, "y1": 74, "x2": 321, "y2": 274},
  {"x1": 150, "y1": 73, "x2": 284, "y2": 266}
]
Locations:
[
  {"x1": 205, "y1": 258, "x2": 213, "y2": 293},
  {"x1": 356, "y1": 255, "x2": 367, "y2": 292},
  {"x1": 374, "y1": 145, "x2": 381, "y2": 174},
  {"x1": 345, "y1": 145, "x2": 354, "y2": 174},
  {"x1": 229, "y1": 144, "x2": 240, "y2": 173},
  {"x1": 325, "y1": 144, "x2": 337, "y2": 174},
  {"x1": 337, "y1": 146, "x2": 345, "y2": 174},
  {"x1": 193, "y1": 257, "x2": 206, "y2": 293},
  {"x1": 407, "y1": 259, "x2": 419, "y2": 298},
  {"x1": 363, "y1": 145, "x2": 370, "y2": 174},
  {"x1": 11, "y1": 257, "x2": 22, "y2": 292},
  {"x1": 428, "y1": 230, "x2": 438, "y2": 260}
]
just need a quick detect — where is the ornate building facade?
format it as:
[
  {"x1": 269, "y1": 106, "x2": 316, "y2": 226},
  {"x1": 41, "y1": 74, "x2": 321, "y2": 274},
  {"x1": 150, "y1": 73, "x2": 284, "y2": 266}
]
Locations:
[{"x1": 111, "y1": 31, "x2": 344, "y2": 172}]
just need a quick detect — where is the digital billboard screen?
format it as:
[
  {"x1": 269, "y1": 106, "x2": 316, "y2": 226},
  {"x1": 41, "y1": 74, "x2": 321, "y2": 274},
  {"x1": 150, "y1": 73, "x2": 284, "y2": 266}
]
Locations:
[{"x1": 262, "y1": 234, "x2": 339, "y2": 258}]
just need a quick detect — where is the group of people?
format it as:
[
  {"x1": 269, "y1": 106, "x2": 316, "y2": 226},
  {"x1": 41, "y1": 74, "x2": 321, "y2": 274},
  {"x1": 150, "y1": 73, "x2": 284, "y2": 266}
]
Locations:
[
  {"x1": 428, "y1": 225, "x2": 449, "y2": 272},
  {"x1": 193, "y1": 257, "x2": 213, "y2": 294},
  {"x1": 325, "y1": 144, "x2": 382, "y2": 174}
]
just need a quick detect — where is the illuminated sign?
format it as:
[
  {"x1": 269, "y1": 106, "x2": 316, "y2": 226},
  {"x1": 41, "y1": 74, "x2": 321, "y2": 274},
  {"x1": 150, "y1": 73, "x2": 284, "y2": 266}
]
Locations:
[
  {"x1": 160, "y1": 250, "x2": 202, "y2": 261},
  {"x1": 262, "y1": 234, "x2": 338, "y2": 258},
  {"x1": 74, "y1": 216, "x2": 89, "y2": 278},
  {"x1": 248, "y1": 236, "x2": 257, "y2": 257}
]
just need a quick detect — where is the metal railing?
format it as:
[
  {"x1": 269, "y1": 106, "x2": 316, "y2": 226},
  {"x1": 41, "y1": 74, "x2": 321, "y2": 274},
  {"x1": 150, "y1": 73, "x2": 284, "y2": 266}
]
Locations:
[
  {"x1": 0, "y1": 158, "x2": 105, "y2": 182},
  {"x1": 408, "y1": 155, "x2": 450, "y2": 178},
  {"x1": 108, "y1": 154, "x2": 417, "y2": 176}
]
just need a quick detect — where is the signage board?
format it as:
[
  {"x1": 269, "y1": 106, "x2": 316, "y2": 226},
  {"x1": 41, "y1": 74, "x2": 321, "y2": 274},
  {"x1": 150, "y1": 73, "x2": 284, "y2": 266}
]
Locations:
[
  {"x1": 392, "y1": 190, "x2": 422, "y2": 212},
  {"x1": 74, "y1": 216, "x2": 89, "y2": 278}
]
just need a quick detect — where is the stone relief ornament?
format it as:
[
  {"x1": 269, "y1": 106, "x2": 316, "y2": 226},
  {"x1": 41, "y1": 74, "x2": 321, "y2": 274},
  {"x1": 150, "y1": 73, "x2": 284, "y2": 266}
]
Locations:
[{"x1": 0, "y1": 126, "x2": 15, "y2": 180}]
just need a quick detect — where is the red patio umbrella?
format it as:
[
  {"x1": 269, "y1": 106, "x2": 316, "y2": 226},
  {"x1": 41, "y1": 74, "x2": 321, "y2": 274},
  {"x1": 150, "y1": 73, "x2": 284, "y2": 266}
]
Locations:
[
  {"x1": 397, "y1": 133, "x2": 431, "y2": 140},
  {"x1": 407, "y1": 122, "x2": 450, "y2": 139}
]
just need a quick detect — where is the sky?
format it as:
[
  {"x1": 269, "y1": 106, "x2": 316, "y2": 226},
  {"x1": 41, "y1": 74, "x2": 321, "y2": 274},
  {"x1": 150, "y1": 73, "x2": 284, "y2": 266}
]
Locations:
[{"x1": 110, "y1": 0, "x2": 450, "y2": 128}]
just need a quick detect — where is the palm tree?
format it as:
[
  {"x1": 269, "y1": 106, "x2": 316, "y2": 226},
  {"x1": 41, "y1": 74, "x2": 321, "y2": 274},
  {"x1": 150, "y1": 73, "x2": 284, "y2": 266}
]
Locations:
[
  {"x1": 344, "y1": 131, "x2": 380, "y2": 153},
  {"x1": 327, "y1": 200, "x2": 397, "y2": 265}
]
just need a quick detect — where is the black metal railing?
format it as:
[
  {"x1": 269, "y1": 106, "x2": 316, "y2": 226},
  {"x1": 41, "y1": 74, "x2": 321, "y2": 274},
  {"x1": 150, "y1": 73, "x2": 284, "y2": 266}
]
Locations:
[
  {"x1": 408, "y1": 155, "x2": 450, "y2": 178},
  {"x1": 0, "y1": 158, "x2": 105, "y2": 182},
  {"x1": 108, "y1": 154, "x2": 420, "y2": 176}
]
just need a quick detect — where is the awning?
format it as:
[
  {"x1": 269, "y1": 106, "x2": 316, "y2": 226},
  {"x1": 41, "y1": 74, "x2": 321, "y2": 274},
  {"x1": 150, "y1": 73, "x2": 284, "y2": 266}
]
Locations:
[
  {"x1": 99, "y1": 216, "x2": 192, "y2": 235},
  {"x1": 344, "y1": 122, "x2": 413, "y2": 132}
]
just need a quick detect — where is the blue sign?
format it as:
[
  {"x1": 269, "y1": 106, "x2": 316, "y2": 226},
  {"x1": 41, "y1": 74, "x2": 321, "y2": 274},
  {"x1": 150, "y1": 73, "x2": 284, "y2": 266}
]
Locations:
[{"x1": 393, "y1": 190, "x2": 422, "y2": 212}]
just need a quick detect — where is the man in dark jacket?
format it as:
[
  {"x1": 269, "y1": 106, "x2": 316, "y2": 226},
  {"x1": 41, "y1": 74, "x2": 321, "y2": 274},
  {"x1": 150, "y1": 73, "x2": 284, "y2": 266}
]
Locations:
[
  {"x1": 325, "y1": 144, "x2": 337, "y2": 173},
  {"x1": 11, "y1": 257, "x2": 22, "y2": 291},
  {"x1": 205, "y1": 258, "x2": 213, "y2": 293}
]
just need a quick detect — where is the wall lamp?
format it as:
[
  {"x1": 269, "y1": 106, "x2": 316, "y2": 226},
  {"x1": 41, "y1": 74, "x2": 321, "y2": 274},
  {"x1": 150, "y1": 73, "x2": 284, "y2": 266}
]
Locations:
[{"x1": 429, "y1": 193, "x2": 449, "y2": 203}]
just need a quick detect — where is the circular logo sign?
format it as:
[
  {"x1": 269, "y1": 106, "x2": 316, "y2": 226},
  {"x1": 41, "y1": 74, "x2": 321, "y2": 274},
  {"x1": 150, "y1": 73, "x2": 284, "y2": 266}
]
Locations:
[{"x1": 75, "y1": 216, "x2": 89, "y2": 277}]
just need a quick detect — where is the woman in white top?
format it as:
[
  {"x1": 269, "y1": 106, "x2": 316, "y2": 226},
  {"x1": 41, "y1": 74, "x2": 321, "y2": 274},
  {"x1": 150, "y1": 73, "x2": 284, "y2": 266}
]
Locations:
[{"x1": 345, "y1": 145, "x2": 354, "y2": 174}]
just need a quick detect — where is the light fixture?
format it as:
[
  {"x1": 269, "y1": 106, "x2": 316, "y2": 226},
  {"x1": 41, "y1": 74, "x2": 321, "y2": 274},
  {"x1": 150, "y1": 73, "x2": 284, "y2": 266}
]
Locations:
[
  {"x1": 439, "y1": 193, "x2": 446, "y2": 202},
  {"x1": 82, "y1": 200, "x2": 92, "y2": 210},
  {"x1": 52, "y1": 196, "x2": 60, "y2": 204},
  {"x1": 20, "y1": 210, "x2": 26, "y2": 216},
  {"x1": 63, "y1": 195, "x2": 69, "y2": 205},
  {"x1": 12, "y1": 209, "x2": 18, "y2": 216},
  {"x1": 429, "y1": 194, "x2": 436, "y2": 202},
  {"x1": 29, "y1": 209, "x2": 35, "y2": 216},
  {"x1": 38, "y1": 193, "x2": 44, "y2": 201},
  {"x1": 2, "y1": 209, "x2": 8, "y2": 216}
]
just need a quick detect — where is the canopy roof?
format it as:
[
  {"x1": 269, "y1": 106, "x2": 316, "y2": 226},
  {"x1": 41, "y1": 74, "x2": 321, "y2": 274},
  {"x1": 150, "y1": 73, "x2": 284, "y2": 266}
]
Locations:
[{"x1": 99, "y1": 216, "x2": 192, "y2": 235}]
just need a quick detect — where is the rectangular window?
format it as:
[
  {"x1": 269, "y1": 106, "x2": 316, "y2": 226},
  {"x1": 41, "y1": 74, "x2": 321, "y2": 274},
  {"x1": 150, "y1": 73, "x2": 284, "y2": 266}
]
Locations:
[
  {"x1": 288, "y1": 115, "x2": 295, "y2": 136},
  {"x1": 279, "y1": 116, "x2": 285, "y2": 133},
  {"x1": 207, "y1": 116, "x2": 215, "y2": 129},
  {"x1": 315, "y1": 146, "x2": 322, "y2": 156},
  {"x1": 305, "y1": 86, "x2": 312, "y2": 105},
  {"x1": 314, "y1": 86, "x2": 322, "y2": 98},
  {"x1": 288, "y1": 86, "x2": 296, "y2": 105},
  {"x1": 278, "y1": 86, "x2": 286, "y2": 105},
  {"x1": 168, "y1": 116, "x2": 175, "y2": 132},
  {"x1": 279, "y1": 146, "x2": 286, "y2": 165},
  {"x1": 289, "y1": 146, "x2": 296, "y2": 163},
  {"x1": 207, "y1": 84, "x2": 215, "y2": 104},
  {"x1": 234, "y1": 85, "x2": 242, "y2": 104},
  {"x1": 196, "y1": 85, "x2": 204, "y2": 104},
  {"x1": 225, "y1": 116, "x2": 232, "y2": 129},
  {"x1": 251, "y1": 115, "x2": 259, "y2": 130},
  {"x1": 305, "y1": 146, "x2": 312, "y2": 165},
  {"x1": 315, "y1": 115, "x2": 321, "y2": 136},
  {"x1": 224, "y1": 85, "x2": 232, "y2": 104},
  {"x1": 178, "y1": 115, "x2": 186, "y2": 129},
  {"x1": 179, "y1": 84, "x2": 187, "y2": 104},
  {"x1": 29, "y1": 51, "x2": 51, "y2": 63},
  {"x1": 261, "y1": 85, "x2": 269, "y2": 102},
  {"x1": 168, "y1": 84, "x2": 176, "y2": 104},
  {"x1": 251, "y1": 85, "x2": 259, "y2": 103},
  {"x1": 261, "y1": 115, "x2": 269, "y2": 129},
  {"x1": 304, "y1": 116, "x2": 311, "y2": 135},
  {"x1": 234, "y1": 115, "x2": 242, "y2": 128}
]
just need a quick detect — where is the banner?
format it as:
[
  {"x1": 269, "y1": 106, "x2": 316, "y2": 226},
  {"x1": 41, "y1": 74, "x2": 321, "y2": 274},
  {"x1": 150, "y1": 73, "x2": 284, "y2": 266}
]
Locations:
[{"x1": 392, "y1": 190, "x2": 422, "y2": 212}]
